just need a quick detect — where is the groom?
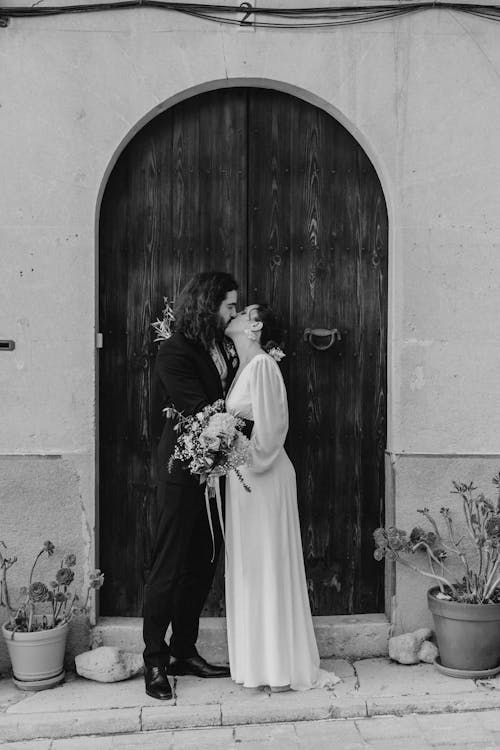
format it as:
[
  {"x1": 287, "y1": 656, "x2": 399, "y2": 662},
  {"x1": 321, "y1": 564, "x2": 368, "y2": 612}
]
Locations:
[{"x1": 143, "y1": 271, "x2": 239, "y2": 700}]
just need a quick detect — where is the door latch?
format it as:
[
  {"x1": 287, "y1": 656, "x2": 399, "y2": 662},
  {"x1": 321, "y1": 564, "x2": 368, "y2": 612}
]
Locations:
[{"x1": 303, "y1": 328, "x2": 342, "y2": 351}]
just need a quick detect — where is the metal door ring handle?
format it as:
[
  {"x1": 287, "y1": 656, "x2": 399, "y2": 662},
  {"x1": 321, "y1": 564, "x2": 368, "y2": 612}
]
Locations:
[{"x1": 303, "y1": 328, "x2": 342, "y2": 351}]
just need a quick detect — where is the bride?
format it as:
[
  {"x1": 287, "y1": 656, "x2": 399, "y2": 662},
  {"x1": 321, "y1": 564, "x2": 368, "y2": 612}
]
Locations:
[{"x1": 224, "y1": 304, "x2": 340, "y2": 691}]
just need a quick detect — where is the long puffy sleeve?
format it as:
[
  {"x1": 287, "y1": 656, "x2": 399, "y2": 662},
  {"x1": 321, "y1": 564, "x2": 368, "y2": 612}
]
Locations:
[{"x1": 248, "y1": 355, "x2": 289, "y2": 473}]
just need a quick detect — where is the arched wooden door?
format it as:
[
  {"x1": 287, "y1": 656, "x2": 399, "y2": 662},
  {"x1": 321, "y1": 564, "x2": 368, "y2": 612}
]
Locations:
[{"x1": 99, "y1": 88, "x2": 387, "y2": 617}]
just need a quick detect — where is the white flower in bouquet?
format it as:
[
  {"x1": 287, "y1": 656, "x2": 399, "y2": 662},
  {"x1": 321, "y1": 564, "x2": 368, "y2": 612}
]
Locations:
[{"x1": 166, "y1": 400, "x2": 251, "y2": 492}]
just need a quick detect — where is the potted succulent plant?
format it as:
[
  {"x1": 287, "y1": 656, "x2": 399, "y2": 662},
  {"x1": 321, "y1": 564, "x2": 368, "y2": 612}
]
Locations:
[
  {"x1": 374, "y1": 473, "x2": 500, "y2": 678},
  {"x1": 1, "y1": 540, "x2": 104, "y2": 691}
]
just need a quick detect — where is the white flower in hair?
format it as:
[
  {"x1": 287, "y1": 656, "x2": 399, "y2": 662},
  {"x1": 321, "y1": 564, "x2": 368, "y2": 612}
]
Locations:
[{"x1": 265, "y1": 343, "x2": 286, "y2": 362}]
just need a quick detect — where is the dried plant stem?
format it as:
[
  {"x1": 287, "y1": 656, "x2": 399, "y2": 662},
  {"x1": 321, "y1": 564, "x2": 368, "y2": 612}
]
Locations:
[
  {"x1": 28, "y1": 550, "x2": 45, "y2": 586},
  {"x1": 415, "y1": 542, "x2": 457, "y2": 584},
  {"x1": 428, "y1": 556, "x2": 445, "y2": 593},
  {"x1": 462, "y1": 494, "x2": 479, "y2": 545},
  {"x1": 441, "y1": 516, "x2": 472, "y2": 578},
  {"x1": 484, "y1": 556, "x2": 500, "y2": 596},
  {"x1": 1, "y1": 563, "x2": 14, "y2": 612},
  {"x1": 395, "y1": 555, "x2": 457, "y2": 594},
  {"x1": 485, "y1": 574, "x2": 500, "y2": 601}
]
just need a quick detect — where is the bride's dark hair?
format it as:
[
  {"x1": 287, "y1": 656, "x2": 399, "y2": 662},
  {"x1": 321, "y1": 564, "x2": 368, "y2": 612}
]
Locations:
[{"x1": 253, "y1": 304, "x2": 285, "y2": 352}]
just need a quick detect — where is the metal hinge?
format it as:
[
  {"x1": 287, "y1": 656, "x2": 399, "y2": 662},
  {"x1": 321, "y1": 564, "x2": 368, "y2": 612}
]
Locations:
[{"x1": 96, "y1": 333, "x2": 103, "y2": 349}]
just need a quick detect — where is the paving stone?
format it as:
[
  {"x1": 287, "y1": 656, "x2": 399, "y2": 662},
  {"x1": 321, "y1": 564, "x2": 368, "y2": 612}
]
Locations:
[
  {"x1": 464, "y1": 710, "x2": 500, "y2": 730},
  {"x1": 222, "y1": 689, "x2": 338, "y2": 726},
  {"x1": 233, "y1": 740, "x2": 297, "y2": 749},
  {"x1": 320, "y1": 658, "x2": 356, "y2": 678},
  {"x1": 0, "y1": 677, "x2": 29, "y2": 711},
  {"x1": 415, "y1": 711, "x2": 496, "y2": 744},
  {"x1": 367, "y1": 691, "x2": 500, "y2": 717},
  {"x1": 366, "y1": 740, "x2": 431, "y2": 750},
  {"x1": 294, "y1": 717, "x2": 364, "y2": 743},
  {"x1": 0, "y1": 741, "x2": 53, "y2": 750},
  {"x1": 52, "y1": 738, "x2": 116, "y2": 749},
  {"x1": 329, "y1": 674, "x2": 359, "y2": 699},
  {"x1": 326, "y1": 697, "x2": 368, "y2": 719},
  {"x1": 141, "y1": 703, "x2": 221, "y2": 731},
  {"x1": 51, "y1": 732, "x2": 173, "y2": 749},
  {"x1": 354, "y1": 659, "x2": 477, "y2": 697},
  {"x1": 174, "y1": 675, "x2": 260, "y2": 705},
  {"x1": 234, "y1": 721, "x2": 298, "y2": 741},
  {"x1": 355, "y1": 714, "x2": 424, "y2": 741},
  {"x1": 172, "y1": 726, "x2": 234, "y2": 748},
  {"x1": 5, "y1": 675, "x2": 162, "y2": 713},
  {"x1": 475, "y1": 677, "x2": 500, "y2": 692},
  {"x1": 0, "y1": 708, "x2": 140, "y2": 742},
  {"x1": 321, "y1": 658, "x2": 357, "y2": 697}
]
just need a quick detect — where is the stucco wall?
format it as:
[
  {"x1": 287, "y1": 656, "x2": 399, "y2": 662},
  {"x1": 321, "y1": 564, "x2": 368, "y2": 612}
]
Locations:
[
  {"x1": 1, "y1": 3, "x2": 500, "y2": 655},
  {"x1": 0, "y1": 457, "x2": 92, "y2": 670}
]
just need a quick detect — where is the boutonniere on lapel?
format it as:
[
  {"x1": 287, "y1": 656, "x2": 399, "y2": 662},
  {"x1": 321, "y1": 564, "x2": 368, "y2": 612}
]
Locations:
[
  {"x1": 151, "y1": 297, "x2": 175, "y2": 342},
  {"x1": 222, "y1": 337, "x2": 239, "y2": 370}
]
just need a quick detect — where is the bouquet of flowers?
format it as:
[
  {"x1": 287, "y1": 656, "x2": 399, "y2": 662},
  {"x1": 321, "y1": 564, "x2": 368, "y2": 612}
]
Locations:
[
  {"x1": 165, "y1": 399, "x2": 251, "y2": 493},
  {"x1": 165, "y1": 400, "x2": 251, "y2": 561}
]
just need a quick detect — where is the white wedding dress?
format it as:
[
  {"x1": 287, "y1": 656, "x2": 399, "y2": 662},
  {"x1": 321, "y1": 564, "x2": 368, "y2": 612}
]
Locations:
[{"x1": 225, "y1": 353, "x2": 340, "y2": 690}]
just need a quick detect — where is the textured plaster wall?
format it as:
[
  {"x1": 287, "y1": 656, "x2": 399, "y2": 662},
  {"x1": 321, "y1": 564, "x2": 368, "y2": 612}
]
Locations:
[
  {"x1": 0, "y1": 457, "x2": 92, "y2": 671},
  {"x1": 390, "y1": 455, "x2": 500, "y2": 634},
  {"x1": 1, "y1": 3, "x2": 500, "y2": 650}
]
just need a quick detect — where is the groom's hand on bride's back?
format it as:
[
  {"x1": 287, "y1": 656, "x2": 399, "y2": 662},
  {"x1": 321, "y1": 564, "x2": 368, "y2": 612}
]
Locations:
[{"x1": 241, "y1": 419, "x2": 254, "y2": 439}]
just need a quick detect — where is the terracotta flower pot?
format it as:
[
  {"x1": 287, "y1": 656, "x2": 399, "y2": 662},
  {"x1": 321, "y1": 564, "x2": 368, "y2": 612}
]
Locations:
[
  {"x1": 1, "y1": 620, "x2": 69, "y2": 691},
  {"x1": 428, "y1": 586, "x2": 500, "y2": 675}
]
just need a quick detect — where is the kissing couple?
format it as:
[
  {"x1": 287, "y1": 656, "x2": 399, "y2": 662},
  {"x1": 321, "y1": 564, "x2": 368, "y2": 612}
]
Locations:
[{"x1": 143, "y1": 270, "x2": 339, "y2": 699}]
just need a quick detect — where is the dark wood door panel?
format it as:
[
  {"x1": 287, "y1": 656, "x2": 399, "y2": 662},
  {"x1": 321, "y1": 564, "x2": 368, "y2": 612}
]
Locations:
[
  {"x1": 99, "y1": 90, "x2": 248, "y2": 615},
  {"x1": 99, "y1": 87, "x2": 387, "y2": 617},
  {"x1": 246, "y1": 90, "x2": 387, "y2": 614}
]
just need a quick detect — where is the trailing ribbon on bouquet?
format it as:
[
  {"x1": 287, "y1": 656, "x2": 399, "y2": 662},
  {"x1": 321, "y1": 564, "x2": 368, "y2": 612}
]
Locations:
[{"x1": 204, "y1": 475, "x2": 226, "y2": 564}]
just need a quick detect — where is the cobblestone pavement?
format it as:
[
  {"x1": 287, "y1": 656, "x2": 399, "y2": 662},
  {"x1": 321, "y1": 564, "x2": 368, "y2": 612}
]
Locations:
[
  {"x1": 2, "y1": 658, "x2": 500, "y2": 747},
  {"x1": 2, "y1": 710, "x2": 500, "y2": 749}
]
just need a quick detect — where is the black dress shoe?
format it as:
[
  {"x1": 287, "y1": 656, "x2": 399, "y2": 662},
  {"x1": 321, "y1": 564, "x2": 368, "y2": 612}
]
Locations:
[
  {"x1": 145, "y1": 665, "x2": 173, "y2": 700},
  {"x1": 169, "y1": 653, "x2": 230, "y2": 678}
]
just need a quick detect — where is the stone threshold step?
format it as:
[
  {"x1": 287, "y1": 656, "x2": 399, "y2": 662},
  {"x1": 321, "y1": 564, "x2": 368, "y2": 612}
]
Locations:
[
  {"x1": 3, "y1": 692, "x2": 500, "y2": 744},
  {"x1": 92, "y1": 614, "x2": 390, "y2": 661}
]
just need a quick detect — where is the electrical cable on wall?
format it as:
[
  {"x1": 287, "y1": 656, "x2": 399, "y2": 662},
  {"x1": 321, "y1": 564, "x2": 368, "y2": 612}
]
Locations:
[{"x1": 1, "y1": 1, "x2": 500, "y2": 28}]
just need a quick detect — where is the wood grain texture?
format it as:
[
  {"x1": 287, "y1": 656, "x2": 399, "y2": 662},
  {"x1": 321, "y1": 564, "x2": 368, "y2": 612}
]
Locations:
[{"x1": 99, "y1": 88, "x2": 387, "y2": 617}]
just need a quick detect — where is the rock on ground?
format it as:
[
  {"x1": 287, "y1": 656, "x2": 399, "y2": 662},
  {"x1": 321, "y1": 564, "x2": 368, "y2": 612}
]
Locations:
[
  {"x1": 75, "y1": 646, "x2": 144, "y2": 682},
  {"x1": 388, "y1": 629, "x2": 436, "y2": 665}
]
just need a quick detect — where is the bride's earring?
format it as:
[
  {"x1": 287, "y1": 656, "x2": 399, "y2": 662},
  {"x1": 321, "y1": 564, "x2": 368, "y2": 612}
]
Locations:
[{"x1": 244, "y1": 321, "x2": 263, "y2": 341}]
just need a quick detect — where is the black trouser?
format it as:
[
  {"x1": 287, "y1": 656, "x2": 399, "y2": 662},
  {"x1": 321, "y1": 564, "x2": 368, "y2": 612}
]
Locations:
[{"x1": 142, "y1": 480, "x2": 223, "y2": 667}]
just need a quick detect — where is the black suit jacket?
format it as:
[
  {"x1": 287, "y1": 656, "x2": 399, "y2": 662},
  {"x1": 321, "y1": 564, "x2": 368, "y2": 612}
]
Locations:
[{"x1": 151, "y1": 333, "x2": 239, "y2": 485}]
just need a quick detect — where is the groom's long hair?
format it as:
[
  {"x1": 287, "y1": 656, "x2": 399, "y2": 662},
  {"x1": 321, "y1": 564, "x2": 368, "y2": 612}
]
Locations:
[{"x1": 174, "y1": 271, "x2": 238, "y2": 351}]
